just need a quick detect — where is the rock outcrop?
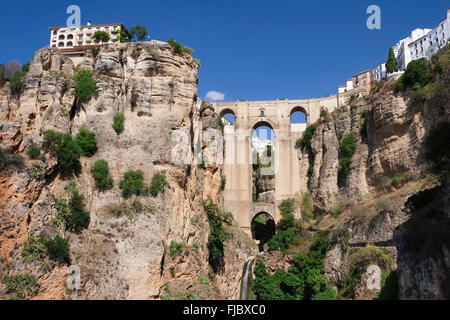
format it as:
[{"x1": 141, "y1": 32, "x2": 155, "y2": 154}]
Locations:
[{"x1": 0, "y1": 42, "x2": 257, "y2": 300}]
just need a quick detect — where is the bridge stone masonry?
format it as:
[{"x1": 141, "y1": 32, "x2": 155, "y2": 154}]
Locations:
[{"x1": 212, "y1": 91, "x2": 355, "y2": 235}]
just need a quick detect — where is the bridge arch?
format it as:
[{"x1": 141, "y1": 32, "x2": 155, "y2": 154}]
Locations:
[
  {"x1": 251, "y1": 211, "x2": 276, "y2": 252},
  {"x1": 290, "y1": 106, "x2": 308, "y2": 124},
  {"x1": 219, "y1": 108, "x2": 236, "y2": 126},
  {"x1": 250, "y1": 119, "x2": 275, "y2": 131}
]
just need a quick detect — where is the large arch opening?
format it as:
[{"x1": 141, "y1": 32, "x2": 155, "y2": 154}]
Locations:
[
  {"x1": 251, "y1": 121, "x2": 275, "y2": 203},
  {"x1": 251, "y1": 212, "x2": 276, "y2": 252},
  {"x1": 219, "y1": 109, "x2": 235, "y2": 126},
  {"x1": 290, "y1": 106, "x2": 307, "y2": 132}
]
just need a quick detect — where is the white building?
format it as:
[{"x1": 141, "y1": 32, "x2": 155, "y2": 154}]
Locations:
[
  {"x1": 371, "y1": 62, "x2": 387, "y2": 82},
  {"x1": 409, "y1": 9, "x2": 450, "y2": 63},
  {"x1": 48, "y1": 22, "x2": 127, "y2": 49},
  {"x1": 392, "y1": 28, "x2": 432, "y2": 71}
]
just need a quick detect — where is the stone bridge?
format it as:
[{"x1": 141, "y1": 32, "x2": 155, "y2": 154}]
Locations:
[{"x1": 213, "y1": 94, "x2": 349, "y2": 234}]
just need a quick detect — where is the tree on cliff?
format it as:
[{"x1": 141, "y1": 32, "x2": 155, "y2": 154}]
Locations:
[
  {"x1": 386, "y1": 47, "x2": 398, "y2": 73},
  {"x1": 92, "y1": 31, "x2": 110, "y2": 44},
  {"x1": 129, "y1": 25, "x2": 148, "y2": 41}
]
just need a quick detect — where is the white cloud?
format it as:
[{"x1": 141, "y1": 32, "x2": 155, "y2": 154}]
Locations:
[{"x1": 205, "y1": 91, "x2": 225, "y2": 101}]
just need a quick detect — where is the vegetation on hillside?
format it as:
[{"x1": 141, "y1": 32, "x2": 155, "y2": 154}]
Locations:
[
  {"x1": 112, "y1": 112, "x2": 125, "y2": 135},
  {"x1": 386, "y1": 47, "x2": 398, "y2": 73},
  {"x1": 168, "y1": 38, "x2": 194, "y2": 56},
  {"x1": 295, "y1": 125, "x2": 316, "y2": 149},
  {"x1": 253, "y1": 232, "x2": 336, "y2": 300},
  {"x1": 43, "y1": 130, "x2": 82, "y2": 178},
  {"x1": 119, "y1": 170, "x2": 144, "y2": 198},
  {"x1": 73, "y1": 68, "x2": 97, "y2": 102},
  {"x1": 129, "y1": 25, "x2": 148, "y2": 41},
  {"x1": 203, "y1": 199, "x2": 232, "y2": 273},
  {"x1": 339, "y1": 132, "x2": 357, "y2": 178},
  {"x1": 91, "y1": 31, "x2": 110, "y2": 43},
  {"x1": 91, "y1": 159, "x2": 113, "y2": 190}
]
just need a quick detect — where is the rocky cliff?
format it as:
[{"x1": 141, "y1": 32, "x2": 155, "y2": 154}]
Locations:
[
  {"x1": 0, "y1": 42, "x2": 257, "y2": 300},
  {"x1": 297, "y1": 51, "x2": 450, "y2": 300}
]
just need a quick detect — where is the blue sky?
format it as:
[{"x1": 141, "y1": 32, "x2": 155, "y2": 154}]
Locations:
[{"x1": 0, "y1": 0, "x2": 448, "y2": 101}]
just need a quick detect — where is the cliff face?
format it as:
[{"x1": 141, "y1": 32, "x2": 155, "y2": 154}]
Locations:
[
  {"x1": 301, "y1": 71, "x2": 449, "y2": 299},
  {"x1": 0, "y1": 43, "x2": 256, "y2": 300}
]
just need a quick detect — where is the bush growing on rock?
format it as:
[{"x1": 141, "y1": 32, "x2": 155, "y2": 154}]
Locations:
[
  {"x1": 21, "y1": 235, "x2": 47, "y2": 263},
  {"x1": 75, "y1": 126, "x2": 97, "y2": 157},
  {"x1": 9, "y1": 70, "x2": 26, "y2": 96},
  {"x1": 396, "y1": 58, "x2": 432, "y2": 92},
  {"x1": 26, "y1": 142, "x2": 41, "y2": 159},
  {"x1": 73, "y1": 68, "x2": 97, "y2": 102},
  {"x1": 0, "y1": 148, "x2": 24, "y2": 169},
  {"x1": 68, "y1": 189, "x2": 91, "y2": 233},
  {"x1": 91, "y1": 159, "x2": 113, "y2": 190},
  {"x1": 253, "y1": 233, "x2": 334, "y2": 300},
  {"x1": 339, "y1": 133, "x2": 357, "y2": 178},
  {"x1": 3, "y1": 273, "x2": 40, "y2": 300},
  {"x1": 45, "y1": 234, "x2": 70, "y2": 264},
  {"x1": 150, "y1": 172, "x2": 168, "y2": 197},
  {"x1": 119, "y1": 170, "x2": 144, "y2": 198},
  {"x1": 296, "y1": 125, "x2": 316, "y2": 149},
  {"x1": 169, "y1": 240, "x2": 185, "y2": 258},
  {"x1": 168, "y1": 38, "x2": 194, "y2": 55},
  {"x1": 112, "y1": 112, "x2": 125, "y2": 135},
  {"x1": 203, "y1": 199, "x2": 231, "y2": 273},
  {"x1": 43, "y1": 130, "x2": 82, "y2": 178},
  {"x1": 91, "y1": 31, "x2": 110, "y2": 43}
]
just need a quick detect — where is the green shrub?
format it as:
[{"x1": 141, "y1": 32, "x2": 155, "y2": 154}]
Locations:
[
  {"x1": 45, "y1": 234, "x2": 70, "y2": 264},
  {"x1": 379, "y1": 176, "x2": 393, "y2": 189},
  {"x1": 198, "y1": 158, "x2": 206, "y2": 169},
  {"x1": 119, "y1": 170, "x2": 144, "y2": 198},
  {"x1": 339, "y1": 133, "x2": 357, "y2": 178},
  {"x1": 91, "y1": 159, "x2": 113, "y2": 190},
  {"x1": 392, "y1": 173, "x2": 404, "y2": 188},
  {"x1": 9, "y1": 71, "x2": 25, "y2": 96},
  {"x1": 386, "y1": 47, "x2": 398, "y2": 73},
  {"x1": 203, "y1": 199, "x2": 231, "y2": 273},
  {"x1": 92, "y1": 31, "x2": 110, "y2": 43},
  {"x1": 43, "y1": 130, "x2": 82, "y2": 178},
  {"x1": 148, "y1": 49, "x2": 158, "y2": 60},
  {"x1": 312, "y1": 286, "x2": 337, "y2": 300},
  {"x1": 253, "y1": 233, "x2": 333, "y2": 301},
  {"x1": 112, "y1": 112, "x2": 125, "y2": 135},
  {"x1": 0, "y1": 148, "x2": 24, "y2": 168},
  {"x1": 3, "y1": 273, "x2": 40, "y2": 300},
  {"x1": 170, "y1": 240, "x2": 185, "y2": 258},
  {"x1": 396, "y1": 58, "x2": 432, "y2": 92},
  {"x1": 75, "y1": 126, "x2": 97, "y2": 157},
  {"x1": 360, "y1": 110, "x2": 369, "y2": 136},
  {"x1": 220, "y1": 175, "x2": 226, "y2": 190},
  {"x1": 423, "y1": 120, "x2": 450, "y2": 175},
  {"x1": 193, "y1": 240, "x2": 201, "y2": 252},
  {"x1": 68, "y1": 189, "x2": 90, "y2": 233},
  {"x1": 129, "y1": 25, "x2": 148, "y2": 41},
  {"x1": 301, "y1": 193, "x2": 314, "y2": 219},
  {"x1": 150, "y1": 172, "x2": 168, "y2": 197},
  {"x1": 297, "y1": 125, "x2": 316, "y2": 149},
  {"x1": 268, "y1": 228, "x2": 295, "y2": 251},
  {"x1": 307, "y1": 165, "x2": 313, "y2": 185},
  {"x1": 278, "y1": 198, "x2": 295, "y2": 231},
  {"x1": 168, "y1": 38, "x2": 194, "y2": 55},
  {"x1": 27, "y1": 142, "x2": 41, "y2": 159},
  {"x1": 21, "y1": 235, "x2": 47, "y2": 263},
  {"x1": 73, "y1": 68, "x2": 97, "y2": 102}
]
